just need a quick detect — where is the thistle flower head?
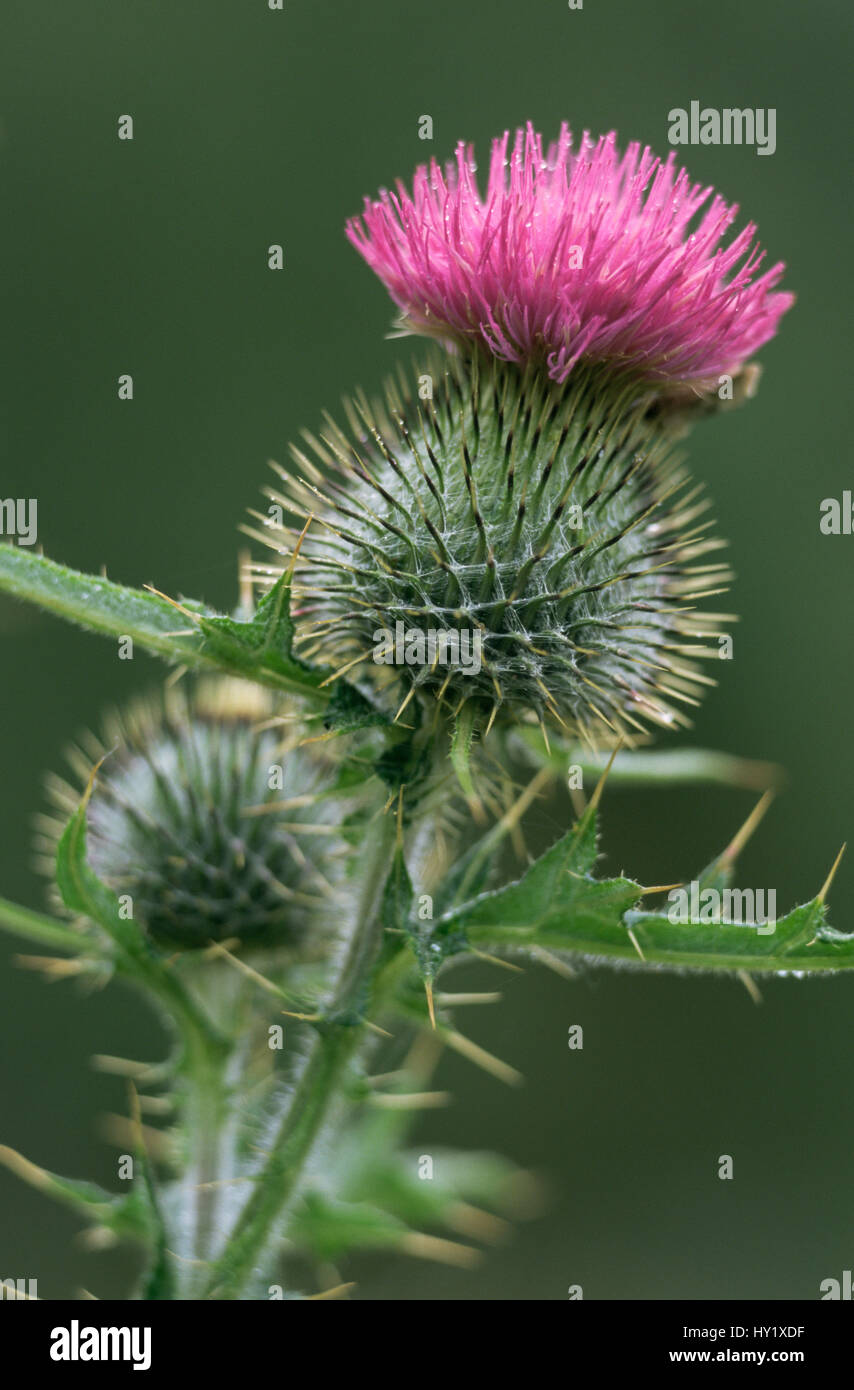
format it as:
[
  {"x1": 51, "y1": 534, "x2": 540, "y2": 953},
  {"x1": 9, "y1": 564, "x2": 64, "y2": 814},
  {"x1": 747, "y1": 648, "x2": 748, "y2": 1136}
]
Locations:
[
  {"x1": 347, "y1": 123, "x2": 793, "y2": 385},
  {"x1": 40, "y1": 680, "x2": 341, "y2": 953},
  {"x1": 255, "y1": 354, "x2": 729, "y2": 742}
]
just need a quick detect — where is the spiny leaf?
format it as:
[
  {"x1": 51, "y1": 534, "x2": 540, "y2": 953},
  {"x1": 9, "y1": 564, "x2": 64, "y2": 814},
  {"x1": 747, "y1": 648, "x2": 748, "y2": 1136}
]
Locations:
[
  {"x1": 382, "y1": 846, "x2": 414, "y2": 938},
  {"x1": 133, "y1": 1117, "x2": 176, "y2": 1300},
  {"x1": 430, "y1": 836, "x2": 501, "y2": 919},
  {"x1": 322, "y1": 678, "x2": 390, "y2": 734},
  {"x1": 198, "y1": 571, "x2": 318, "y2": 688},
  {"x1": 423, "y1": 808, "x2": 854, "y2": 976},
  {"x1": 290, "y1": 1191, "x2": 478, "y2": 1268},
  {"x1": 0, "y1": 547, "x2": 321, "y2": 702},
  {"x1": 290, "y1": 1192, "x2": 409, "y2": 1261},
  {"x1": 0, "y1": 1145, "x2": 154, "y2": 1243},
  {"x1": 55, "y1": 777, "x2": 150, "y2": 962},
  {"x1": 349, "y1": 1147, "x2": 528, "y2": 1232}
]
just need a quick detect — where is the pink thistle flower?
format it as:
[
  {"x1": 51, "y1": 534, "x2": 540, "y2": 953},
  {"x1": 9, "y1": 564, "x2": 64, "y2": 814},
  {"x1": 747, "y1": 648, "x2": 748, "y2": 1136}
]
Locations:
[{"x1": 346, "y1": 123, "x2": 793, "y2": 385}]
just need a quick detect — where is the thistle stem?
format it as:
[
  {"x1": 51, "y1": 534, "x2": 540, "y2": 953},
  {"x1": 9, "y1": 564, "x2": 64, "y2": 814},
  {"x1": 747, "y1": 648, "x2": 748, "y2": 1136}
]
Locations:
[{"x1": 203, "y1": 804, "x2": 400, "y2": 1299}]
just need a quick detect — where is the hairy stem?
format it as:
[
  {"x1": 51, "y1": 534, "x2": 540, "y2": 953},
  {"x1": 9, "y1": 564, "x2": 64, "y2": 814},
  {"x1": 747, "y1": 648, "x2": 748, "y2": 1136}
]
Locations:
[{"x1": 203, "y1": 805, "x2": 401, "y2": 1299}]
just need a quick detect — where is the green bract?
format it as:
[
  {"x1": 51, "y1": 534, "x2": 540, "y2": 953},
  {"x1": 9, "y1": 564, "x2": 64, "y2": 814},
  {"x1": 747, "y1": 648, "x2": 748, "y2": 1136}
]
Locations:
[{"x1": 255, "y1": 354, "x2": 729, "y2": 740}]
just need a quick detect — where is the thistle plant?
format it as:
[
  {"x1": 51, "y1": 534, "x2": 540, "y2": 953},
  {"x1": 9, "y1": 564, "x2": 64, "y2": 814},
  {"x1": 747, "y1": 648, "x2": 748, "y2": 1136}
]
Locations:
[{"x1": 0, "y1": 122, "x2": 849, "y2": 1302}]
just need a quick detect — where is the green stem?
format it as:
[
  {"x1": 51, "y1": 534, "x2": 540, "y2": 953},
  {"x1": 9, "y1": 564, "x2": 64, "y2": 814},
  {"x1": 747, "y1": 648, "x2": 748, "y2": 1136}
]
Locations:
[{"x1": 203, "y1": 807, "x2": 400, "y2": 1299}]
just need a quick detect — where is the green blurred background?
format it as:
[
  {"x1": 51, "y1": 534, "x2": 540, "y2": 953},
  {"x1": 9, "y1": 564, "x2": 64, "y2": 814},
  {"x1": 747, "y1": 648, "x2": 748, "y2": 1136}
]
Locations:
[{"x1": 1, "y1": 0, "x2": 852, "y2": 1300}]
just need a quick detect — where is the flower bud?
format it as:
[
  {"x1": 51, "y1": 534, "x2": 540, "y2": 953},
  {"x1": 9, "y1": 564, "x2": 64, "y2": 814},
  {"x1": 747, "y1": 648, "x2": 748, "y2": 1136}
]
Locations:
[
  {"x1": 257, "y1": 354, "x2": 729, "y2": 740},
  {"x1": 40, "y1": 679, "x2": 339, "y2": 952}
]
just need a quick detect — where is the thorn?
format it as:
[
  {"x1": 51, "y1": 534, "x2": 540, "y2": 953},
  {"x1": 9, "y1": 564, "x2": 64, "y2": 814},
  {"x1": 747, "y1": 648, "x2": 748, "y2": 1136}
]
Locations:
[
  {"x1": 626, "y1": 927, "x2": 646, "y2": 962},
  {"x1": 495, "y1": 766, "x2": 552, "y2": 838},
  {"x1": 722, "y1": 789, "x2": 775, "y2": 865},
  {"x1": 434, "y1": 991, "x2": 502, "y2": 1006},
  {"x1": 0, "y1": 1144, "x2": 54, "y2": 1193},
  {"x1": 189, "y1": 1176, "x2": 253, "y2": 1192},
  {"x1": 425, "y1": 977, "x2": 436, "y2": 1030},
  {"x1": 529, "y1": 946, "x2": 577, "y2": 980},
  {"x1": 98, "y1": 1115, "x2": 171, "y2": 1160},
  {"x1": 163, "y1": 663, "x2": 189, "y2": 689},
  {"x1": 364, "y1": 1068, "x2": 407, "y2": 1088},
  {"x1": 393, "y1": 685, "x2": 418, "y2": 725},
  {"x1": 77, "y1": 1226, "x2": 118, "y2": 1252},
  {"x1": 306, "y1": 1282, "x2": 356, "y2": 1301},
  {"x1": 164, "y1": 1248, "x2": 210, "y2": 1267},
  {"x1": 237, "y1": 545, "x2": 254, "y2": 613},
  {"x1": 286, "y1": 514, "x2": 314, "y2": 581},
  {"x1": 365, "y1": 1019, "x2": 394, "y2": 1039},
  {"x1": 470, "y1": 948, "x2": 525, "y2": 974},
  {"x1": 80, "y1": 750, "x2": 112, "y2": 811},
  {"x1": 206, "y1": 941, "x2": 288, "y2": 999},
  {"x1": 142, "y1": 586, "x2": 201, "y2": 623},
  {"x1": 399, "y1": 1231, "x2": 481, "y2": 1269},
  {"x1": 588, "y1": 738, "x2": 625, "y2": 813},
  {"x1": 737, "y1": 969, "x2": 762, "y2": 1005},
  {"x1": 13, "y1": 954, "x2": 90, "y2": 980},
  {"x1": 317, "y1": 651, "x2": 371, "y2": 688},
  {"x1": 443, "y1": 1028, "x2": 523, "y2": 1086},
  {"x1": 638, "y1": 882, "x2": 684, "y2": 896},
  {"x1": 369, "y1": 1091, "x2": 451, "y2": 1111},
  {"x1": 403, "y1": 1028, "x2": 444, "y2": 1079},
  {"x1": 445, "y1": 1201, "x2": 511, "y2": 1245},
  {"x1": 135, "y1": 1094, "x2": 173, "y2": 1117},
  {"x1": 91, "y1": 1055, "x2": 159, "y2": 1079},
  {"x1": 817, "y1": 843, "x2": 846, "y2": 906}
]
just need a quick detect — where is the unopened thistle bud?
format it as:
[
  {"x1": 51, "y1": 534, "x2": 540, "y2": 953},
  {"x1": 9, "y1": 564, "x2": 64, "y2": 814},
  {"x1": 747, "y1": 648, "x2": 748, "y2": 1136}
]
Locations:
[
  {"x1": 39, "y1": 679, "x2": 340, "y2": 952},
  {"x1": 255, "y1": 354, "x2": 728, "y2": 739}
]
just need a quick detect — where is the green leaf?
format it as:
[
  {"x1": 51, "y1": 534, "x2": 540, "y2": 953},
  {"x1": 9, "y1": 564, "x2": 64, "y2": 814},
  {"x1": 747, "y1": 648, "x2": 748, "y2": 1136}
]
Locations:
[
  {"x1": 621, "y1": 896, "x2": 850, "y2": 974},
  {"x1": 381, "y1": 846, "x2": 414, "y2": 937},
  {"x1": 426, "y1": 808, "x2": 854, "y2": 976},
  {"x1": 0, "y1": 1145, "x2": 154, "y2": 1244},
  {"x1": 322, "y1": 679, "x2": 389, "y2": 733},
  {"x1": 198, "y1": 571, "x2": 318, "y2": 690},
  {"x1": 135, "y1": 1145, "x2": 176, "y2": 1300},
  {"x1": 0, "y1": 547, "x2": 321, "y2": 701},
  {"x1": 289, "y1": 1192, "x2": 409, "y2": 1261},
  {"x1": 55, "y1": 782, "x2": 150, "y2": 962},
  {"x1": 350, "y1": 1147, "x2": 527, "y2": 1231},
  {"x1": 425, "y1": 805, "x2": 625, "y2": 967}
]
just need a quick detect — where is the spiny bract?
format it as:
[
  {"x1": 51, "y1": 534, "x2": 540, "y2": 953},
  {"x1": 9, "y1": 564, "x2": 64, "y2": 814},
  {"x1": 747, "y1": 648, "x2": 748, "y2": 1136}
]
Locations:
[
  {"x1": 39, "y1": 679, "x2": 341, "y2": 952},
  {"x1": 251, "y1": 353, "x2": 731, "y2": 742}
]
